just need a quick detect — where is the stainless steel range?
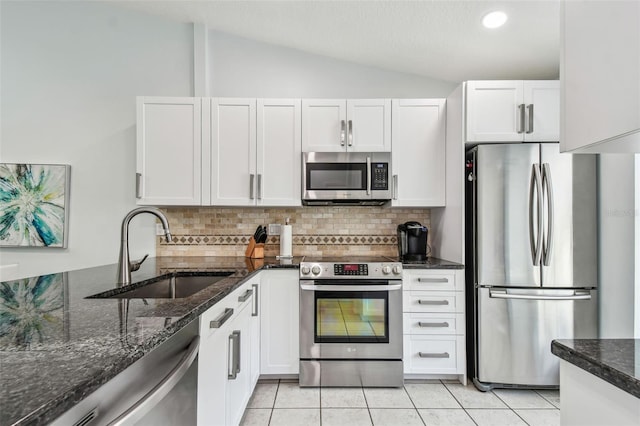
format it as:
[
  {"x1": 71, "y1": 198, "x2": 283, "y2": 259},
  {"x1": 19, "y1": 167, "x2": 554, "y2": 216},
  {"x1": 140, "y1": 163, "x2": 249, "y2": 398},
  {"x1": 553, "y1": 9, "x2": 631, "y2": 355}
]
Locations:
[{"x1": 299, "y1": 257, "x2": 403, "y2": 387}]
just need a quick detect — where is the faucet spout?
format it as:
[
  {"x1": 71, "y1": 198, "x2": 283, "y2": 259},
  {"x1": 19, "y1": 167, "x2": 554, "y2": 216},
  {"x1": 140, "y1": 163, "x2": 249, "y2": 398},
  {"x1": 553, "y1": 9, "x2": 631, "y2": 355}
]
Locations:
[{"x1": 117, "y1": 207, "x2": 171, "y2": 286}]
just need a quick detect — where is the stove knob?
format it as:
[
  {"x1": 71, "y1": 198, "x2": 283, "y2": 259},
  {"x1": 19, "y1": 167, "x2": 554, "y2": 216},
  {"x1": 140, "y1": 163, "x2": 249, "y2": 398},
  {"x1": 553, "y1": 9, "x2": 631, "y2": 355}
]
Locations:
[
  {"x1": 382, "y1": 266, "x2": 391, "y2": 274},
  {"x1": 311, "y1": 266, "x2": 321, "y2": 275},
  {"x1": 301, "y1": 266, "x2": 311, "y2": 275},
  {"x1": 393, "y1": 265, "x2": 403, "y2": 275}
]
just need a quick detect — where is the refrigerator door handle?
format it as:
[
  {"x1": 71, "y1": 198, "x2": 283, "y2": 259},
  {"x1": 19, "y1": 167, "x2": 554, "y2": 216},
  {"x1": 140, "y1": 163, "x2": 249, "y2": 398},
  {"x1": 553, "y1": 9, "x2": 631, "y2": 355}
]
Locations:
[
  {"x1": 542, "y1": 163, "x2": 554, "y2": 266},
  {"x1": 529, "y1": 164, "x2": 543, "y2": 265},
  {"x1": 489, "y1": 289, "x2": 592, "y2": 301}
]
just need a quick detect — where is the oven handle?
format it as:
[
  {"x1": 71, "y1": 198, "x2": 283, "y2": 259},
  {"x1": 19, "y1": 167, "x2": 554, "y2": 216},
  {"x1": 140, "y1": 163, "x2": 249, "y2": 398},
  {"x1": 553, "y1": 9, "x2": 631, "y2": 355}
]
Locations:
[{"x1": 300, "y1": 284, "x2": 402, "y2": 292}]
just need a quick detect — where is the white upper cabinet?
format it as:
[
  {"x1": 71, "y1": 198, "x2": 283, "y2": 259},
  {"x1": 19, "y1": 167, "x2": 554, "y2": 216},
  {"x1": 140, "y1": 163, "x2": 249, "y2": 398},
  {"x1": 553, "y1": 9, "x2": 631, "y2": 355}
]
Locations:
[
  {"x1": 256, "y1": 99, "x2": 302, "y2": 206},
  {"x1": 302, "y1": 99, "x2": 391, "y2": 152},
  {"x1": 466, "y1": 80, "x2": 559, "y2": 143},
  {"x1": 208, "y1": 98, "x2": 257, "y2": 206},
  {"x1": 206, "y1": 98, "x2": 302, "y2": 207},
  {"x1": 136, "y1": 97, "x2": 202, "y2": 205},
  {"x1": 560, "y1": 1, "x2": 640, "y2": 153},
  {"x1": 391, "y1": 99, "x2": 446, "y2": 207}
]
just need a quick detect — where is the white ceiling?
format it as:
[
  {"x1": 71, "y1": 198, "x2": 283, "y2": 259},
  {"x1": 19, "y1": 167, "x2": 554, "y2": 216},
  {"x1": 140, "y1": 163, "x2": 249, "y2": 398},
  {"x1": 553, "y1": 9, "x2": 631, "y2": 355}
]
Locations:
[{"x1": 118, "y1": 0, "x2": 561, "y2": 83}]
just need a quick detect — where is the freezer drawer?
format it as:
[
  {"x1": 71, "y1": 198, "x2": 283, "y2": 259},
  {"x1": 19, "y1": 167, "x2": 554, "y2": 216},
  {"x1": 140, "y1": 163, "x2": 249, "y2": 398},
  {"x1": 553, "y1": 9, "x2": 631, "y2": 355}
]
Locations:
[{"x1": 476, "y1": 287, "x2": 597, "y2": 387}]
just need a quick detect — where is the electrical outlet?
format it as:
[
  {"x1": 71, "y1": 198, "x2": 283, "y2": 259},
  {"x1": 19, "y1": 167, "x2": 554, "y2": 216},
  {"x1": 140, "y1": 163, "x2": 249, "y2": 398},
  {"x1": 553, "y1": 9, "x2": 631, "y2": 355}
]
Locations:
[
  {"x1": 268, "y1": 223, "x2": 281, "y2": 235},
  {"x1": 156, "y1": 223, "x2": 165, "y2": 236}
]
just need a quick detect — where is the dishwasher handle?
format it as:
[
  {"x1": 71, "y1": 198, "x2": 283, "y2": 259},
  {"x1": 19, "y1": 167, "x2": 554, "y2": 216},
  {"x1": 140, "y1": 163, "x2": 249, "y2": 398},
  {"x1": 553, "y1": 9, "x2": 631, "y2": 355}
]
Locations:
[{"x1": 108, "y1": 336, "x2": 200, "y2": 426}]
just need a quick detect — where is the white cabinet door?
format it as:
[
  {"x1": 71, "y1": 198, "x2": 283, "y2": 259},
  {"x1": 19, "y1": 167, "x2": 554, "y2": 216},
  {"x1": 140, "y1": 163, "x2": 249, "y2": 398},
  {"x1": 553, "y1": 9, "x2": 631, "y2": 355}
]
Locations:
[
  {"x1": 391, "y1": 99, "x2": 446, "y2": 207},
  {"x1": 260, "y1": 270, "x2": 300, "y2": 375},
  {"x1": 523, "y1": 81, "x2": 560, "y2": 142},
  {"x1": 346, "y1": 99, "x2": 391, "y2": 152},
  {"x1": 225, "y1": 301, "x2": 252, "y2": 426},
  {"x1": 257, "y1": 99, "x2": 302, "y2": 206},
  {"x1": 466, "y1": 81, "x2": 524, "y2": 142},
  {"x1": 248, "y1": 278, "x2": 261, "y2": 388},
  {"x1": 302, "y1": 99, "x2": 346, "y2": 152},
  {"x1": 561, "y1": 1, "x2": 640, "y2": 153},
  {"x1": 136, "y1": 97, "x2": 202, "y2": 205},
  {"x1": 209, "y1": 98, "x2": 257, "y2": 206}
]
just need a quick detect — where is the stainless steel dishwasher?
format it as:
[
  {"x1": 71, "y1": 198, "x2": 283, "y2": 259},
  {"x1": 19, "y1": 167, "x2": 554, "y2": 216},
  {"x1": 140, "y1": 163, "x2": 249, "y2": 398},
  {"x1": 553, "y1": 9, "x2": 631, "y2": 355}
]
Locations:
[{"x1": 52, "y1": 318, "x2": 199, "y2": 426}]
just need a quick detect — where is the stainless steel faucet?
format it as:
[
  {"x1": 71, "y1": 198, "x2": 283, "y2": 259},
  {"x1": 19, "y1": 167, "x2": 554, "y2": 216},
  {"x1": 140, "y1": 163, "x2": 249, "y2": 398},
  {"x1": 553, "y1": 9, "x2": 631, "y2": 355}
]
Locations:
[{"x1": 117, "y1": 207, "x2": 172, "y2": 285}]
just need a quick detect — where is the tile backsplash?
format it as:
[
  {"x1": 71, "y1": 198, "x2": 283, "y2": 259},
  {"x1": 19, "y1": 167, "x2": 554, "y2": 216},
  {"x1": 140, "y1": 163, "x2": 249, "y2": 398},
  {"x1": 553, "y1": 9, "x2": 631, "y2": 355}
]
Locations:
[{"x1": 157, "y1": 206, "x2": 430, "y2": 258}]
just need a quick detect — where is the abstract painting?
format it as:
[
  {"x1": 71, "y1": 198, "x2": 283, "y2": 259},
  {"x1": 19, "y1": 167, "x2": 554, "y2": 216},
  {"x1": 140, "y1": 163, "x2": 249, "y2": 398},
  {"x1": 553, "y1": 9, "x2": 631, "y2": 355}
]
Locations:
[{"x1": 0, "y1": 163, "x2": 70, "y2": 248}]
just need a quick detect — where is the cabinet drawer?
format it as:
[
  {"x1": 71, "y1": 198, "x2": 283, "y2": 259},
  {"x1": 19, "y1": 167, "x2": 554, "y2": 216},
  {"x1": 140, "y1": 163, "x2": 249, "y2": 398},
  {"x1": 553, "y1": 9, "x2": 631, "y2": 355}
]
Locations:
[
  {"x1": 403, "y1": 291, "x2": 462, "y2": 313},
  {"x1": 200, "y1": 282, "x2": 253, "y2": 337},
  {"x1": 403, "y1": 335, "x2": 464, "y2": 374},
  {"x1": 403, "y1": 313, "x2": 464, "y2": 335},
  {"x1": 403, "y1": 270, "x2": 459, "y2": 291}
]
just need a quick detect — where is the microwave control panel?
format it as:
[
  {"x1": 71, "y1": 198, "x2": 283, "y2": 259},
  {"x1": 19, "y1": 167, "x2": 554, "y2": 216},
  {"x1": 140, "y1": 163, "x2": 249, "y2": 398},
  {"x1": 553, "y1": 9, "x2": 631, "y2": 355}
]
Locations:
[{"x1": 371, "y1": 163, "x2": 389, "y2": 190}]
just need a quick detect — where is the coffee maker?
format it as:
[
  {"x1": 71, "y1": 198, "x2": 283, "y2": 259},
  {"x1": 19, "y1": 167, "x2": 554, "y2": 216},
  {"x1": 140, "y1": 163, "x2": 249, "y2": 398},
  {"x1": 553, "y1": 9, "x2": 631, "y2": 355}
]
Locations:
[{"x1": 397, "y1": 221, "x2": 428, "y2": 261}]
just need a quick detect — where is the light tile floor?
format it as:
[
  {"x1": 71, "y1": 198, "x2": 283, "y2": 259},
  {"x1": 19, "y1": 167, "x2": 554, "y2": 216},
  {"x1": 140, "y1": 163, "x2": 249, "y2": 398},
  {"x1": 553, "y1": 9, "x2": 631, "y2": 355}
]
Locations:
[{"x1": 240, "y1": 380, "x2": 560, "y2": 426}]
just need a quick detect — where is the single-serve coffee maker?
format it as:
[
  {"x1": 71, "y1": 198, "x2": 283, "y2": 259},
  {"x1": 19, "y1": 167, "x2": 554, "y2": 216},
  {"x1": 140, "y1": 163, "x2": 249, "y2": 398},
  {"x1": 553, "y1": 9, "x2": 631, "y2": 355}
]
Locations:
[{"x1": 397, "y1": 221, "x2": 428, "y2": 261}]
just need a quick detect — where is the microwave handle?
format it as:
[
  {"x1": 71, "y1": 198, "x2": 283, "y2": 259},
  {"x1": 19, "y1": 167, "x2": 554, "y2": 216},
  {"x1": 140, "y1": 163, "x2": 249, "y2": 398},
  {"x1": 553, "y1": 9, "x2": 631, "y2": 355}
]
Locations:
[{"x1": 366, "y1": 156, "x2": 371, "y2": 195}]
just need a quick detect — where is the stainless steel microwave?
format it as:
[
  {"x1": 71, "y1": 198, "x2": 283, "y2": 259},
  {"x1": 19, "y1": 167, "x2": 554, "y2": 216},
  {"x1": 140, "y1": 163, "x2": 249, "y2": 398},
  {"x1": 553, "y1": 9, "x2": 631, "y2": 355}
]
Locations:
[{"x1": 302, "y1": 152, "x2": 392, "y2": 206}]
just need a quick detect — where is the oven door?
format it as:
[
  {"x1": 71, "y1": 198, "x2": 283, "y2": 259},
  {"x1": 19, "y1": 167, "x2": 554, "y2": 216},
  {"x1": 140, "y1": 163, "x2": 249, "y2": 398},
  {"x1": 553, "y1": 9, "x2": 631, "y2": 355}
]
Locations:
[{"x1": 299, "y1": 280, "x2": 403, "y2": 360}]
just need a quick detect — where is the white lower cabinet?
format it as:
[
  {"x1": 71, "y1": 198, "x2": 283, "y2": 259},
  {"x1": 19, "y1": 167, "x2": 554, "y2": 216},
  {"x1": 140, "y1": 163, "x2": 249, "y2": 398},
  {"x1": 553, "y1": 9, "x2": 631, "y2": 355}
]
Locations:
[
  {"x1": 402, "y1": 269, "x2": 466, "y2": 384},
  {"x1": 260, "y1": 269, "x2": 299, "y2": 375},
  {"x1": 197, "y1": 281, "x2": 257, "y2": 426}
]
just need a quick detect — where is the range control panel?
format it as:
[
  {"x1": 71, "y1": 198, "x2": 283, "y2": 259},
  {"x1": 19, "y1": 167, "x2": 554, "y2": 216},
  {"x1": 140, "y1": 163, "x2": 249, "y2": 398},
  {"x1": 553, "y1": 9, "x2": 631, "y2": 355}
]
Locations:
[
  {"x1": 334, "y1": 263, "x2": 368, "y2": 276},
  {"x1": 300, "y1": 262, "x2": 402, "y2": 279}
]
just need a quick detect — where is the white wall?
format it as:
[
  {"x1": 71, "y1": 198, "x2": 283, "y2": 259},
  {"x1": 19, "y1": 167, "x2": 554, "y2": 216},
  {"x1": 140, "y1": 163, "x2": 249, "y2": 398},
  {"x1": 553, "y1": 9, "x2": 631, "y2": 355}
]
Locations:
[
  {"x1": 0, "y1": 1, "x2": 193, "y2": 280},
  {"x1": 598, "y1": 155, "x2": 636, "y2": 337},
  {"x1": 208, "y1": 30, "x2": 457, "y2": 98}
]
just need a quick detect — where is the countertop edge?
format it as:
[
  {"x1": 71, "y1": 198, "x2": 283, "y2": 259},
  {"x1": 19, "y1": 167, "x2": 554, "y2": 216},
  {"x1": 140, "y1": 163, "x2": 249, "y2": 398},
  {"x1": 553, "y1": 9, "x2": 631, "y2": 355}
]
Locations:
[{"x1": 551, "y1": 339, "x2": 640, "y2": 399}]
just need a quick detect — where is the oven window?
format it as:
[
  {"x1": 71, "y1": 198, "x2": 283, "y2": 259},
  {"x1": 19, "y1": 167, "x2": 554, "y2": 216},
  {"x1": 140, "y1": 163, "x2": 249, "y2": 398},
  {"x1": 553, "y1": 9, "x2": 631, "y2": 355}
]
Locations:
[
  {"x1": 306, "y1": 163, "x2": 366, "y2": 190},
  {"x1": 315, "y1": 291, "x2": 389, "y2": 343}
]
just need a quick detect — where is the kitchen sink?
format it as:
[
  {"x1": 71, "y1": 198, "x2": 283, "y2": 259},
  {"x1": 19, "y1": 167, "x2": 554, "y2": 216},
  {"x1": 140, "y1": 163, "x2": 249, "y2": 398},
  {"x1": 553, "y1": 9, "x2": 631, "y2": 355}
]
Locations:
[{"x1": 87, "y1": 273, "x2": 234, "y2": 299}]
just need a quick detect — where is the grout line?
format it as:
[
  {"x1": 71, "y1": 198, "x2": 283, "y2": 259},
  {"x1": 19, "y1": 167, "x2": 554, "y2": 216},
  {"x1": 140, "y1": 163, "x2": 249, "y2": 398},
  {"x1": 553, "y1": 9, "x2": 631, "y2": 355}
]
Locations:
[
  {"x1": 441, "y1": 380, "x2": 479, "y2": 426},
  {"x1": 403, "y1": 384, "x2": 427, "y2": 426}
]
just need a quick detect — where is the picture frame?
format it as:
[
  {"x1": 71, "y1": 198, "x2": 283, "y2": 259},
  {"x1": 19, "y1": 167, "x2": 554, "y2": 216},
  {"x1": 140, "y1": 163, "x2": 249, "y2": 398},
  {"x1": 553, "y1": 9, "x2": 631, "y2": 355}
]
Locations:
[{"x1": 0, "y1": 163, "x2": 71, "y2": 248}]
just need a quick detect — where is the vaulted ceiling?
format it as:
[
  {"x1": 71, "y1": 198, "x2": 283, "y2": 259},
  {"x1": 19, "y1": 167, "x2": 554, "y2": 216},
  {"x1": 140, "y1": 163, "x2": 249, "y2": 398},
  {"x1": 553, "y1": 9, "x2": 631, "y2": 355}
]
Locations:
[{"x1": 119, "y1": 0, "x2": 561, "y2": 83}]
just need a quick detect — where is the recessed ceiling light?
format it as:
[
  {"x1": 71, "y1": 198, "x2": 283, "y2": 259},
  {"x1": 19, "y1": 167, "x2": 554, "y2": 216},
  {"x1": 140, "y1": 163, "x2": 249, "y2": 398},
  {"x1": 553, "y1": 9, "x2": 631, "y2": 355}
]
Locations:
[{"x1": 482, "y1": 11, "x2": 508, "y2": 29}]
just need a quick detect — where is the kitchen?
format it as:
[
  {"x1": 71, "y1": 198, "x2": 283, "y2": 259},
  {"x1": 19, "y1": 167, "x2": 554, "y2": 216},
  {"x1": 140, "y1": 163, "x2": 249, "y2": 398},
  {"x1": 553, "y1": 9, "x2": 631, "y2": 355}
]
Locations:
[{"x1": 1, "y1": 1, "x2": 639, "y2": 426}]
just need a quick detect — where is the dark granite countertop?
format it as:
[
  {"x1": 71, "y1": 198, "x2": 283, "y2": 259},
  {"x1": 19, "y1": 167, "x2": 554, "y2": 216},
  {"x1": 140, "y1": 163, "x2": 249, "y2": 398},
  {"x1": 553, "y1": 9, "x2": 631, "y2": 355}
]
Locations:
[
  {"x1": 394, "y1": 257, "x2": 464, "y2": 270},
  {"x1": 551, "y1": 339, "x2": 640, "y2": 399},
  {"x1": 0, "y1": 256, "x2": 301, "y2": 426}
]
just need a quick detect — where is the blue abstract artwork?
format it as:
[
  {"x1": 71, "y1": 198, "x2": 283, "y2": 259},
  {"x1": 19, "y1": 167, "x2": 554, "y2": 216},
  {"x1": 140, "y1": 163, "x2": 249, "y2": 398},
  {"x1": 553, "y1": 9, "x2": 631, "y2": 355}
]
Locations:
[{"x1": 0, "y1": 164, "x2": 70, "y2": 248}]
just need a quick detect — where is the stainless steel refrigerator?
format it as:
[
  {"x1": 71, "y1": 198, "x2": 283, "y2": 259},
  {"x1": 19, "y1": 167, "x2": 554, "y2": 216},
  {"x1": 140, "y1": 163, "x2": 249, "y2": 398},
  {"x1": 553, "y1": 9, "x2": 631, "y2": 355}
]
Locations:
[{"x1": 465, "y1": 143, "x2": 598, "y2": 391}]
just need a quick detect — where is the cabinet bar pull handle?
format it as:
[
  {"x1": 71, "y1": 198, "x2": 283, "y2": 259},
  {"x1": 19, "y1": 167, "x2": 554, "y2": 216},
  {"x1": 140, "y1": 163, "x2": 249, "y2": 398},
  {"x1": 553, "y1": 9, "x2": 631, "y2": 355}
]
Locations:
[
  {"x1": 393, "y1": 174, "x2": 398, "y2": 200},
  {"x1": 348, "y1": 120, "x2": 353, "y2": 146},
  {"x1": 526, "y1": 104, "x2": 534, "y2": 134},
  {"x1": 518, "y1": 104, "x2": 525, "y2": 133},
  {"x1": 228, "y1": 330, "x2": 241, "y2": 379},
  {"x1": 340, "y1": 120, "x2": 346, "y2": 146},
  {"x1": 252, "y1": 284, "x2": 259, "y2": 317},
  {"x1": 135, "y1": 173, "x2": 142, "y2": 199},
  {"x1": 366, "y1": 156, "x2": 371, "y2": 195},
  {"x1": 418, "y1": 321, "x2": 449, "y2": 328},
  {"x1": 417, "y1": 278, "x2": 448, "y2": 283},
  {"x1": 257, "y1": 174, "x2": 262, "y2": 200},
  {"x1": 249, "y1": 174, "x2": 255, "y2": 200},
  {"x1": 210, "y1": 308, "x2": 233, "y2": 328},
  {"x1": 238, "y1": 289, "x2": 253, "y2": 303},
  {"x1": 419, "y1": 352, "x2": 450, "y2": 359},
  {"x1": 418, "y1": 300, "x2": 449, "y2": 305}
]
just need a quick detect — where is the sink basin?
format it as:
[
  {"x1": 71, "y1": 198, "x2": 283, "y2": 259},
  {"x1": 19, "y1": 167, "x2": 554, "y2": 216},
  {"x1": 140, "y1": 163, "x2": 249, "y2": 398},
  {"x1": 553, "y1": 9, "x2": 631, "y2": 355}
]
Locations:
[{"x1": 88, "y1": 273, "x2": 234, "y2": 299}]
